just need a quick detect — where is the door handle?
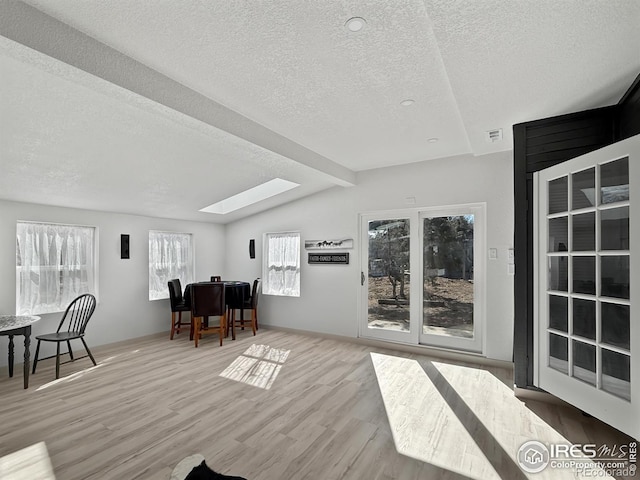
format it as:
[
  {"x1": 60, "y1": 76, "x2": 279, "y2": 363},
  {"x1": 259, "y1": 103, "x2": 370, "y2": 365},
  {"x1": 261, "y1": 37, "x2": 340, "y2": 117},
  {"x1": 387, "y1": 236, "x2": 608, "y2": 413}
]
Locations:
[{"x1": 361, "y1": 271, "x2": 365, "y2": 286}]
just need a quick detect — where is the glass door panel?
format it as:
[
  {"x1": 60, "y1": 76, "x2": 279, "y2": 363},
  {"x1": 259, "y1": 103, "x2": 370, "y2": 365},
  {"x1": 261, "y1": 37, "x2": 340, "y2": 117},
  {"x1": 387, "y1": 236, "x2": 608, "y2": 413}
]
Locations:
[
  {"x1": 422, "y1": 215, "x2": 474, "y2": 338},
  {"x1": 572, "y1": 167, "x2": 595, "y2": 209},
  {"x1": 420, "y1": 206, "x2": 484, "y2": 353},
  {"x1": 601, "y1": 207, "x2": 629, "y2": 249},
  {"x1": 366, "y1": 218, "x2": 411, "y2": 332}
]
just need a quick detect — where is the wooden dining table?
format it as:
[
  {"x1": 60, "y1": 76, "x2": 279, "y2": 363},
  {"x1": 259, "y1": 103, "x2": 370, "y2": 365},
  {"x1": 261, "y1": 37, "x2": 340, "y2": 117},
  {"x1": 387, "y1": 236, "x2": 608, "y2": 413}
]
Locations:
[{"x1": 0, "y1": 314, "x2": 41, "y2": 388}]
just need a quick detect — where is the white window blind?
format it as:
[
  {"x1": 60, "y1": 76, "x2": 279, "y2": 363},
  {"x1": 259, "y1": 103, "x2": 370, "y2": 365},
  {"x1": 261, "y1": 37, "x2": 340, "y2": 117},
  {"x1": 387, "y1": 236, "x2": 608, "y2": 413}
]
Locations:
[
  {"x1": 263, "y1": 232, "x2": 300, "y2": 297},
  {"x1": 16, "y1": 222, "x2": 97, "y2": 315},
  {"x1": 149, "y1": 231, "x2": 194, "y2": 300}
]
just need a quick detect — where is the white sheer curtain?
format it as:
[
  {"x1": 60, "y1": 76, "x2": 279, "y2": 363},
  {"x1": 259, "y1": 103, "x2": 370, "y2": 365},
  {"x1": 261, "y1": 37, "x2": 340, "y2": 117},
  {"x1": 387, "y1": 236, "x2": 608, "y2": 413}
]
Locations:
[
  {"x1": 149, "y1": 231, "x2": 194, "y2": 300},
  {"x1": 263, "y1": 232, "x2": 300, "y2": 296},
  {"x1": 16, "y1": 222, "x2": 96, "y2": 315}
]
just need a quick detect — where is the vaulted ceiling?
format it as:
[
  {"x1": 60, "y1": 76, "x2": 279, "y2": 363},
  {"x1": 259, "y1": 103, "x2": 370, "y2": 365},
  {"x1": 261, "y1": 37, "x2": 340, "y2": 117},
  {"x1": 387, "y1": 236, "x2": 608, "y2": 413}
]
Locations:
[{"x1": 1, "y1": 0, "x2": 638, "y2": 223}]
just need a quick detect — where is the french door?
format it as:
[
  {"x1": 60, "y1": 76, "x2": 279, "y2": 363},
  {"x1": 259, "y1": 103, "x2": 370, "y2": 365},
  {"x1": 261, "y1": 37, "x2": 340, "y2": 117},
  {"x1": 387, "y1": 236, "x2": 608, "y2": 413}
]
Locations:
[
  {"x1": 534, "y1": 134, "x2": 639, "y2": 439},
  {"x1": 359, "y1": 204, "x2": 485, "y2": 353}
]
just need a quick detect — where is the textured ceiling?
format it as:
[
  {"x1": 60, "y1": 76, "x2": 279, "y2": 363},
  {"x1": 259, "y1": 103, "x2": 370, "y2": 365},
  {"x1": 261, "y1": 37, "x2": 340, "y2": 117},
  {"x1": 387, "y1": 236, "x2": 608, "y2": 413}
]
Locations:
[
  {"x1": 1, "y1": 0, "x2": 638, "y2": 223},
  {"x1": 426, "y1": 0, "x2": 640, "y2": 156},
  {"x1": 0, "y1": 40, "x2": 335, "y2": 222}
]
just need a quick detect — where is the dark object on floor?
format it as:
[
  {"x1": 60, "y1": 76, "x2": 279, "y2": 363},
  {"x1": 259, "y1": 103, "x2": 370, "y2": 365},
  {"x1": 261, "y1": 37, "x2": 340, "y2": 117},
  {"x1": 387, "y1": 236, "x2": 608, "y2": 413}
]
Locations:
[{"x1": 185, "y1": 460, "x2": 247, "y2": 480}]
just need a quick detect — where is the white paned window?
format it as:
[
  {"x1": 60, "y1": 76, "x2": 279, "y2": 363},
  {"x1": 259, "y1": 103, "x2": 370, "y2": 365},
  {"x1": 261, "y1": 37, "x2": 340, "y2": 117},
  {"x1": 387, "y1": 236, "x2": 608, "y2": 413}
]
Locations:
[
  {"x1": 16, "y1": 222, "x2": 97, "y2": 315},
  {"x1": 149, "y1": 231, "x2": 194, "y2": 300},
  {"x1": 263, "y1": 232, "x2": 300, "y2": 297}
]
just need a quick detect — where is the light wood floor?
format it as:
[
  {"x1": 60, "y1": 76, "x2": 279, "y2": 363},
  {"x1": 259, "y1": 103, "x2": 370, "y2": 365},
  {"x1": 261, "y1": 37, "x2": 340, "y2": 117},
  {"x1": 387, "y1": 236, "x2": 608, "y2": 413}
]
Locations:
[{"x1": 0, "y1": 328, "x2": 634, "y2": 480}]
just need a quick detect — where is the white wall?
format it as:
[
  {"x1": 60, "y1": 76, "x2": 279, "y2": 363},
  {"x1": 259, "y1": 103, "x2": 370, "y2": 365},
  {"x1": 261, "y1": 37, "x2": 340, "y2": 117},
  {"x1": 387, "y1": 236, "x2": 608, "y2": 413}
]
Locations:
[
  {"x1": 224, "y1": 151, "x2": 515, "y2": 361},
  {"x1": 0, "y1": 151, "x2": 515, "y2": 367},
  {"x1": 0, "y1": 200, "x2": 225, "y2": 367}
]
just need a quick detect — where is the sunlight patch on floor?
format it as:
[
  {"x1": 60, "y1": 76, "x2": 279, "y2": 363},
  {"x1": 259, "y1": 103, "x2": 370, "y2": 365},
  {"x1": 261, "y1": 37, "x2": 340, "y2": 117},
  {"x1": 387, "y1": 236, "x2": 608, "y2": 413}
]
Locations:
[
  {"x1": 371, "y1": 352, "x2": 614, "y2": 479},
  {"x1": 34, "y1": 350, "x2": 134, "y2": 391},
  {"x1": 35, "y1": 363, "x2": 104, "y2": 391},
  {"x1": 220, "y1": 344, "x2": 290, "y2": 390},
  {"x1": 370, "y1": 352, "x2": 500, "y2": 479},
  {"x1": 432, "y1": 361, "x2": 614, "y2": 478},
  {"x1": 0, "y1": 442, "x2": 56, "y2": 479}
]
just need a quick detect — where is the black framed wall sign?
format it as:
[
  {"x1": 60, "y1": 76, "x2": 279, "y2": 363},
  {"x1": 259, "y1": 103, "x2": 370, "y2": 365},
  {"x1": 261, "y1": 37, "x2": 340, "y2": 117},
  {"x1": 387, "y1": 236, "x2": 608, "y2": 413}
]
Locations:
[{"x1": 308, "y1": 252, "x2": 349, "y2": 265}]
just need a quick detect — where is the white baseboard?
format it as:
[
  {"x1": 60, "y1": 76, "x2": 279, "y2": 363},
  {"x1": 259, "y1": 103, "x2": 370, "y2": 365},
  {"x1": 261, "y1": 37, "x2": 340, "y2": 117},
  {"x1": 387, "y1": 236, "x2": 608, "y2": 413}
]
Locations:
[{"x1": 261, "y1": 324, "x2": 514, "y2": 369}]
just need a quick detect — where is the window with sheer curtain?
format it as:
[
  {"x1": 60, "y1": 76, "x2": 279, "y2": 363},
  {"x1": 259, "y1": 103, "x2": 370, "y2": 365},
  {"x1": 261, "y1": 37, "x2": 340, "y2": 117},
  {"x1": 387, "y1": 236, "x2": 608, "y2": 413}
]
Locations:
[
  {"x1": 16, "y1": 222, "x2": 97, "y2": 315},
  {"x1": 149, "y1": 231, "x2": 194, "y2": 301},
  {"x1": 262, "y1": 232, "x2": 300, "y2": 297}
]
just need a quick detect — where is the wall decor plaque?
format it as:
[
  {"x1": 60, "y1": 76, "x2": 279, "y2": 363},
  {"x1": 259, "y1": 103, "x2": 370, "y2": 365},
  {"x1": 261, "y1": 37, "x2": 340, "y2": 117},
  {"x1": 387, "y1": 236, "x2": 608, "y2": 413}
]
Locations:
[
  {"x1": 308, "y1": 252, "x2": 349, "y2": 265},
  {"x1": 305, "y1": 238, "x2": 353, "y2": 250}
]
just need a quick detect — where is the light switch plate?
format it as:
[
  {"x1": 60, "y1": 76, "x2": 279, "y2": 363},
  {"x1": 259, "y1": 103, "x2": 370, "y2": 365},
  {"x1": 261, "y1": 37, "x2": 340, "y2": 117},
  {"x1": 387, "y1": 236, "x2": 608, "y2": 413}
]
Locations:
[{"x1": 489, "y1": 248, "x2": 498, "y2": 260}]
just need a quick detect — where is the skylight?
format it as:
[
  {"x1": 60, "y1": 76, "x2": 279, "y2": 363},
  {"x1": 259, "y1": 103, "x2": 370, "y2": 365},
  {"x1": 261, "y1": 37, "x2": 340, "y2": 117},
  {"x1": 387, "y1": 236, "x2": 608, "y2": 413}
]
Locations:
[{"x1": 199, "y1": 178, "x2": 299, "y2": 214}]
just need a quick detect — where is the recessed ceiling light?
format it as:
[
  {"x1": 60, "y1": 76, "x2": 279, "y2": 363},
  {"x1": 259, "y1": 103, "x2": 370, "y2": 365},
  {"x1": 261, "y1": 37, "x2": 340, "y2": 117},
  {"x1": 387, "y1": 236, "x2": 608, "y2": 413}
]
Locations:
[
  {"x1": 199, "y1": 178, "x2": 299, "y2": 215},
  {"x1": 345, "y1": 17, "x2": 366, "y2": 32},
  {"x1": 400, "y1": 99, "x2": 415, "y2": 107},
  {"x1": 428, "y1": 138, "x2": 439, "y2": 143}
]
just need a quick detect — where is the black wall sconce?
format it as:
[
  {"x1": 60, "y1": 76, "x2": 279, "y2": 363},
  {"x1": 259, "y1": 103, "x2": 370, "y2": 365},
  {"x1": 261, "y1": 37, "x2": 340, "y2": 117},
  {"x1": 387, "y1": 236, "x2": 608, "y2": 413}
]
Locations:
[
  {"x1": 121, "y1": 234, "x2": 130, "y2": 259},
  {"x1": 249, "y1": 239, "x2": 255, "y2": 259}
]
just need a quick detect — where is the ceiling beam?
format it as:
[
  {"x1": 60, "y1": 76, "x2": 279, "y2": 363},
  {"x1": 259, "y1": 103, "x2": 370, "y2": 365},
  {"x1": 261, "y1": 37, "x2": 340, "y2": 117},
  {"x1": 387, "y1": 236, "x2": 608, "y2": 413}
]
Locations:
[{"x1": 0, "y1": 0, "x2": 356, "y2": 187}]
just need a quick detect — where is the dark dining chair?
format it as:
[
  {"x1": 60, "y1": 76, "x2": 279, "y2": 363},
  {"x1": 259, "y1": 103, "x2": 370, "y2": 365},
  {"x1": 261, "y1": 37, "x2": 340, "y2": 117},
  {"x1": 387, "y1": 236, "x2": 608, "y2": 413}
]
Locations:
[
  {"x1": 228, "y1": 278, "x2": 260, "y2": 336},
  {"x1": 210, "y1": 276, "x2": 222, "y2": 282},
  {"x1": 32, "y1": 293, "x2": 97, "y2": 379},
  {"x1": 191, "y1": 282, "x2": 227, "y2": 347},
  {"x1": 168, "y1": 279, "x2": 192, "y2": 340},
  {"x1": 249, "y1": 278, "x2": 261, "y2": 330}
]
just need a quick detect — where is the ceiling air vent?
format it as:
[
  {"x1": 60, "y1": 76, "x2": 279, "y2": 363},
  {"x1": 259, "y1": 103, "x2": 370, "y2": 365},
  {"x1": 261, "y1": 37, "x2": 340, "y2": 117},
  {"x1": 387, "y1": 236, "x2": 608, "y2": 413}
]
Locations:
[{"x1": 486, "y1": 128, "x2": 503, "y2": 143}]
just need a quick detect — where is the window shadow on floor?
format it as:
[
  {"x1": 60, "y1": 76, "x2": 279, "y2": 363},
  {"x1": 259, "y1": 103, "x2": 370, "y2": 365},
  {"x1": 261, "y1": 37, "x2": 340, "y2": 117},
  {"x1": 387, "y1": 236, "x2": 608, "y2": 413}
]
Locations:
[{"x1": 419, "y1": 360, "x2": 528, "y2": 480}]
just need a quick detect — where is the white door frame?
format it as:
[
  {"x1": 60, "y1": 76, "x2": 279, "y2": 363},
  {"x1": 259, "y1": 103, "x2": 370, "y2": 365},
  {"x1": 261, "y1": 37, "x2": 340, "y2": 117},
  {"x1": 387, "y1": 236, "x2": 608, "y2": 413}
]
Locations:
[{"x1": 359, "y1": 203, "x2": 486, "y2": 355}]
